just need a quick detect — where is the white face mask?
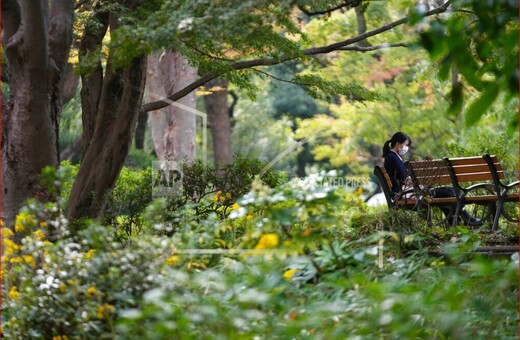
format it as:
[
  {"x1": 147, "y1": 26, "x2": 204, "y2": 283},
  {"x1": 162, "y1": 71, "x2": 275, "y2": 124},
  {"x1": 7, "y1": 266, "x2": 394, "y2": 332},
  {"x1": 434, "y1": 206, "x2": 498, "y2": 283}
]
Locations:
[{"x1": 399, "y1": 145, "x2": 409, "y2": 156}]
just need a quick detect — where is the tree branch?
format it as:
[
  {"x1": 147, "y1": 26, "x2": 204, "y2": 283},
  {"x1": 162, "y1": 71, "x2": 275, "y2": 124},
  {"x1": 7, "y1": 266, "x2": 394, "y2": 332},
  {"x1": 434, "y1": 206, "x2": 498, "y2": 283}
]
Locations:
[
  {"x1": 298, "y1": 0, "x2": 361, "y2": 16},
  {"x1": 250, "y1": 68, "x2": 314, "y2": 87},
  {"x1": 141, "y1": 1, "x2": 451, "y2": 113},
  {"x1": 338, "y1": 42, "x2": 409, "y2": 51}
]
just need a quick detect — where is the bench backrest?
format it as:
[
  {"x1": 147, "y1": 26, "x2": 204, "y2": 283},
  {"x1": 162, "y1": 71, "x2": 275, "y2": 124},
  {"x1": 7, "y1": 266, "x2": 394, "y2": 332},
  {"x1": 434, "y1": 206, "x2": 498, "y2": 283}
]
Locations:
[
  {"x1": 444, "y1": 155, "x2": 503, "y2": 188},
  {"x1": 373, "y1": 166, "x2": 396, "y2": 209},
  {"x1": 407, "y1": 159, "x2": 451, "y2": 189}
]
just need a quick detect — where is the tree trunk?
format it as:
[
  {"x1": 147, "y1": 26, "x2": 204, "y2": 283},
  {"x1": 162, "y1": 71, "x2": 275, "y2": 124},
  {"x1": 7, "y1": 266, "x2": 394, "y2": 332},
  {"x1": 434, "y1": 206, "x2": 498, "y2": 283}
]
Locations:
[
  {"x1": 67, "y1": 14, "x2": 147, "y2": 220},
  {"x1": 355, "y1": 5, "x2": 372, "y2": 48},
  {"x1": 62, "y1": 63, "x2": 80, "y2": 104},
  {"x1": 146, "y1": 51, "x2": 197, "y2": 163},
  {"x1": 203, "y1": 78, "x2": 233, "y2": 169},
  {"x1": 134, "y1": 111, "x2": 148, "y2": 149},
  {"x1": 2, "y1": 0, "x2": 74, "y2": 228},
  {"x1": 296, "y1": 143, "x2": 308, "y2": 178},
  {"x1": 60, "y1": 136, "x2": 82, "y2": 163},
  {"x1": 79, "y1": 10, "x2": 109, "y2": 158}
]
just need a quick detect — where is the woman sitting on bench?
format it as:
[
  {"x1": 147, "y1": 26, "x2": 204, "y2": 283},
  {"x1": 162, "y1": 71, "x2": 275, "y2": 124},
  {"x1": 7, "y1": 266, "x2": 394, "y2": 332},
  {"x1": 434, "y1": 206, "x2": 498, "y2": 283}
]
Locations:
[{"x1": 382, "y1": 132, "x2": 479, "y2": 225}]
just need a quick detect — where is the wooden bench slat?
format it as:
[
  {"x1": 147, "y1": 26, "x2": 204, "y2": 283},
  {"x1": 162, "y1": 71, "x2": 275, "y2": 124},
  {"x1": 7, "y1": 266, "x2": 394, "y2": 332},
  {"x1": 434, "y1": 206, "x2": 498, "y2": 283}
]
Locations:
[
  {"x1": 452, "y1": 164, "x2": 497, "y2": 174},
  {"x1": 464, "y1": 195, "x2": 499, "y2": 202},
  {"x1": 410, "y1": 168, "x2": 450, "y2": 177},
  {"x1": 414, "y1": 175, "x2": 452, "y2": 185},
  {"x1": 455, "y1": 172, "x2": 495, "y2": 182},
  {"x1": 451, "y1": 165, "x2": 504, "y2": 179},
  {"x1": 426, "y1": 197, "x2": 457, "y2": 203},
  {"x1": 449, "y1": 155, "x2": 498, "y2": 166},
  {"x1": 504, "y1": 193, "x2": 519, "y2": 201}
]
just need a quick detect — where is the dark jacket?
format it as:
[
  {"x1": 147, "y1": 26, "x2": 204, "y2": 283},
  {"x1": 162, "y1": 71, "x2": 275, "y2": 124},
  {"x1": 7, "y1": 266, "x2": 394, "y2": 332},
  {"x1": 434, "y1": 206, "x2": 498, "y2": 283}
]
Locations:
[{"x1": 384, "y1": 151, "x2": 407, "y2": 194}]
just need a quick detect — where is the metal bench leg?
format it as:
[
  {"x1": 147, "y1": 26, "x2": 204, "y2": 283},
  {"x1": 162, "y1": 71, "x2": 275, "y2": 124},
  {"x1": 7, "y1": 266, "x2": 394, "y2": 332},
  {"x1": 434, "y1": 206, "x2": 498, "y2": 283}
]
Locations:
[
  {"x1": 451, "y1": 202, "x2": 462, "y2": 227},
  {"x1": 492, "y1": 199, "x2": 503, "y2": 231}
]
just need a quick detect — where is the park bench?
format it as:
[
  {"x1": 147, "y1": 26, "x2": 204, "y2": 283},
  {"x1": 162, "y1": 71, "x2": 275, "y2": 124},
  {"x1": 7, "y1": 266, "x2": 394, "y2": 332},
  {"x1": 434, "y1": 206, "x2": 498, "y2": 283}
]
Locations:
[{"x1": 375, "y1": 154, "x2": 518, "y2": 229}]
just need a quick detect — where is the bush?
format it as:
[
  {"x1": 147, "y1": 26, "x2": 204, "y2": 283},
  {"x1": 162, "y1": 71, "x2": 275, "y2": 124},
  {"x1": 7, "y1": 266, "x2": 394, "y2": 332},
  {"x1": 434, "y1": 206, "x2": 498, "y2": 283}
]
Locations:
[{"x1": 3, "y1": 165, "x2": 517, "y2": 339}]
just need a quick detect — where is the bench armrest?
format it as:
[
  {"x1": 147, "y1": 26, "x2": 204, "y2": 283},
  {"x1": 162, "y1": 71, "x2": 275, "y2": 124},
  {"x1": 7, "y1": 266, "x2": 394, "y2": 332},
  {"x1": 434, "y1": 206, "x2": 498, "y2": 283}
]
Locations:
[
  {"x1": 463, "y1": 182, "x2": 496, "y2": 194},
  {"x1": 506, "y1": 180, "x2": 519, "y2": 189}
]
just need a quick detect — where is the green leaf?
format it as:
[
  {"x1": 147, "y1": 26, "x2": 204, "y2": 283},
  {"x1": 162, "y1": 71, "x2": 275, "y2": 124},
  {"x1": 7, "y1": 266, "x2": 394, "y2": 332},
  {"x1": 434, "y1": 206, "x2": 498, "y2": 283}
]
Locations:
[{"x1": 464, "y1": 84, "x2": 499, "y2": 127}]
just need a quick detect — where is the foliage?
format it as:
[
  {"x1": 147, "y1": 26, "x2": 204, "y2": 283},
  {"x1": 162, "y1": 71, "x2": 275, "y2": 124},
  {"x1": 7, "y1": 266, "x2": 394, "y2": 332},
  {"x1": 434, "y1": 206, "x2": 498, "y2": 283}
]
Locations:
[
  {"x1": 150, "y1": 154, "x2": 287, "y2": 238},
  {"x1": 3, "y1": 178, "x2": 518, "y2": 338},
  {"x1": 55, "y1": 156, "x2": 285, "y2": 242},
  {"x1": 101, "y1": 167, "x2": 153, "y2": 244},
  {"x1": 231, "y1": 78, "x2": 300, "y2": 176},
  {"x1": 124, "y1": 148, "x2": 157, "y2": 170},
  {"x1": 416, "y1": 0, "x2": 519, "y2": 131}
]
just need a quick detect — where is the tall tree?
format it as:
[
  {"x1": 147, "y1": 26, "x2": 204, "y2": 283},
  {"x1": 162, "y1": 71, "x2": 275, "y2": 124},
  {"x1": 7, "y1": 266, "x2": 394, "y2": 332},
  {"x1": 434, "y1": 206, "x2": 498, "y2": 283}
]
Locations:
[
  {"x1": 203, "y1": 78, "x2": 233, "y2": 169},
  {"x1": 67, "y1": 4, "x2": 147, "y2": 219},
  {"x1": 146, "y1": 51, "x2": 197, "y2": 163},
  {"x1": 2, "y1": 0, "x2": 74, "y2": 228}
]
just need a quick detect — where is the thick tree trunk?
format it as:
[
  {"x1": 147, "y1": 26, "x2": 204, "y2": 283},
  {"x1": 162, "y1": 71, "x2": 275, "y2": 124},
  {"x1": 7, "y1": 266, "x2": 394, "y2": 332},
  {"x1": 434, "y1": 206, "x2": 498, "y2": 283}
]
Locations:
[
  {"x1": 2, "y1": 0, "x2": 74, "y2": 228},
  {"x1": 203, "y1": 78, "x2": 233, "y2": 169},
  {"x1": 146, "y1": 51, "x2": 197, "y2": 163},
  {"x1": 67, "y1": 54, "x2": 147, "y2": 219}
]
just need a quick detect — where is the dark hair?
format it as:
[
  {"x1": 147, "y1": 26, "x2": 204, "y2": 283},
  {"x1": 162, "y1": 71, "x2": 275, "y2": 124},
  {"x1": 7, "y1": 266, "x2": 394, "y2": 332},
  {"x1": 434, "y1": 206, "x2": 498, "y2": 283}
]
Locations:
[{"x1": 382, "y1": 132, "x2": 412, "y2": 157}]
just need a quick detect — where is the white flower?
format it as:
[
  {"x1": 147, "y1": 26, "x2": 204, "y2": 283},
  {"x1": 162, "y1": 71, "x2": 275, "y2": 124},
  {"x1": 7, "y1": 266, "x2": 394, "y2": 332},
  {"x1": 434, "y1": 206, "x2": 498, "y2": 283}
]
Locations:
[
  {"x1": 177, "y1": 18, "x2": 194, "y2": 31},
  {"x1": 46, "y1": 276, "x2": 55, "y2": 285}
]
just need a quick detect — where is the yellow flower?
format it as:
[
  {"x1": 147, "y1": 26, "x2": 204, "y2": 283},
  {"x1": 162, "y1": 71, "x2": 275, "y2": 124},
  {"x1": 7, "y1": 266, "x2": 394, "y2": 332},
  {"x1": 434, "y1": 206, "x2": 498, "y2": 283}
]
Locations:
[
  {"x1": 84, "y1": 249, "x2": 96, "y2": 259},
  {"x1": 52, "y1": 335, "x2": 69, "y2": 340},
  {"x1": 232, "y1": 203, "x2": 240, "y2": 210},
  {"x1": 353, "y1": 186, "x2": 363, "y2": 197},
  {"x1": 39, "y1": 221, "x2": 48, "y2": 228},
  {"x1": 165, "y1": 255, "x2": 181, "y2": 266},
  {"x1": 225, "y1": 192, "x2": 232, "y2": 199},
  {"x1": 86, "y1": 286, "x2": 99, "y2": 298},
  {"x1": 8, "y1": 286, "x2": 20, "y2": 300},
  {"x1": 33, "y1": 229, "x2": 46, "y2": 240},
  {"x1": 2, "y1": 227, "x2": 14, "y2": 239},
  {"x1": 255, "y1": 233, "x2": 279, "y2": 250},
  {"x1": 283, "y1": 269, "x2": 298, "y2": 280},
  {"x1": 9, "y1": 256, "x2": 22, "y2": 264},
  {"x1": 22, "y1": 255, "x2": 36, "y2": 267},
  {"x1": 3, "y1": 239, "x2": 21, "y2": 257},
  {"x1": 213, "y1": 191, "x2": 222, "y2": 202},
  {"x1": 14, "y1": 221, "x2": 25, "y2": 233},
  {"x1": 97, "y1": 303, "x2": 115, "y2": 319},
  {"x1": 68, "y1": 279, "x2": 76, "y2": 286},
  {"x1": 14, "y1": 213, "x2": 37, "y2": 232}
]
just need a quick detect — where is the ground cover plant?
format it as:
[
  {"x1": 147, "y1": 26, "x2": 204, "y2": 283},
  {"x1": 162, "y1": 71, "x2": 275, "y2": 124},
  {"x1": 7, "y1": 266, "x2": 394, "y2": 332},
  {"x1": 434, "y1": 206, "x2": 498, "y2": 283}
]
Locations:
[{"x1": 2, "y1": 165, "x2": 518, "y2": 339}]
